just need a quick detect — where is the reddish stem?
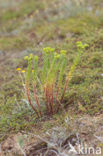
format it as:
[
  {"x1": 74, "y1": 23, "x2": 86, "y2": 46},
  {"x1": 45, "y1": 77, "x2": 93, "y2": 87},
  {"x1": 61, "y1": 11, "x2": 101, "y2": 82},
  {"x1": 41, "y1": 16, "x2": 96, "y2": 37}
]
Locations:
[
  {"x1": 49, "y1": 85, "x2": 53, "y2": 114},
  {"x1": 34, "y1": 85, "x2": 42, "y2": 117},
  {"x1": 44, "y1": 86, "x2": 50, "y2": 113},
  {"x1": 51, "y1": 84, "x2": 54, "y2": 113},
  {"x1": 60, "y1": 78, "x2": 70, "y2": 103},
  {"x1": 55, "y1": 99, "x2": 65, "y2": 113},
  {"x1": 26, "y1": 83, "x2": 39, "y2": 117},
  {"x1": 48, "y1": 87, "x2": 52, "y2": 114},
  {"x1": 55, "y1": 87, "x2": 60, "y2": 113}
]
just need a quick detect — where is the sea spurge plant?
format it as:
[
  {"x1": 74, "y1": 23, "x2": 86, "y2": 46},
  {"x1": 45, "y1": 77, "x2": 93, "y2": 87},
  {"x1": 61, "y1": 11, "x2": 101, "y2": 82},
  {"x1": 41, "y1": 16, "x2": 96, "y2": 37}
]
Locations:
[
  {"x1": 60, "y1": 42, "x2": 89, "y2": 102},
  {"x1": 17, "y1": 42, "x2": 88, "y2": 117}
]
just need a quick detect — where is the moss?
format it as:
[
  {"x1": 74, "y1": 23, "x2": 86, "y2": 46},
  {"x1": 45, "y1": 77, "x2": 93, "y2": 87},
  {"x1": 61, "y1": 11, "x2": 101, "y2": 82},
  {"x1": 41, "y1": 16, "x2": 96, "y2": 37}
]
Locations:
[
  {"x1": 0, "y1": 36, "x2": 32, "y2": 50},
  {"x1": 1, "y1": 0, "x2": 46, "y2": 21}
]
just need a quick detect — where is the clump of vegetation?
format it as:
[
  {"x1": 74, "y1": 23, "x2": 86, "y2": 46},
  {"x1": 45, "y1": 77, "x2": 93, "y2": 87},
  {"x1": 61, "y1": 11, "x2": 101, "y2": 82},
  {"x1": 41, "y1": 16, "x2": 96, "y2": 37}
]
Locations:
[{"x1": 17, "y1": 41, "x2": 88, "y2": 117}]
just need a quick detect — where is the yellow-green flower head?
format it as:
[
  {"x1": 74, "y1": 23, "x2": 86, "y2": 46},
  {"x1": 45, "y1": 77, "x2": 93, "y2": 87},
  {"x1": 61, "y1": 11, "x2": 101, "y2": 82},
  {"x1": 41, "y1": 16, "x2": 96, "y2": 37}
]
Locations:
[
  {"x1": 54, "y1": 52, "x2": 60, "y2": 59},
  {"x1": 50, "y1": 48, "x2": 55, "y2": 53},
  {"x1": 76, "y1": 41, "x2": 88, "y2": 49},
  {"x1": 60, "y1": 50, "x2": 67, "y2": 56},
  {"x1": 84, "y1": 43, "x2": 89, "y2": 48},
  {"x1": 30, "y1": 53, "x2": 33, "y2": 59},
  {"x1": 43, "y1": 47, "x2": 55, "y2": 53},
  {"x1": 43, "y1": 47, "x2": 50, "y2": 53},
  {"x1": 76, "y1": 41, "x2": 82, "y2": 45},
  {"x1": 54, "y1": 52, "x2": 57, "y2": 56},
  {"x1": 34, "y1": 55, "x2": 38, "y2": 61},
  {"x1": 77, "y1": 42, "x2": 84, "y2": 49},
  {"x1": 24, "y1": 56, "x2": 28, "y2": 60},
  {"x1": 43, "y1": 48, "x2": 46, "y2": 52},
  {"x1": 28, "y1": 53, "x2": 33, "y2": 60}
]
